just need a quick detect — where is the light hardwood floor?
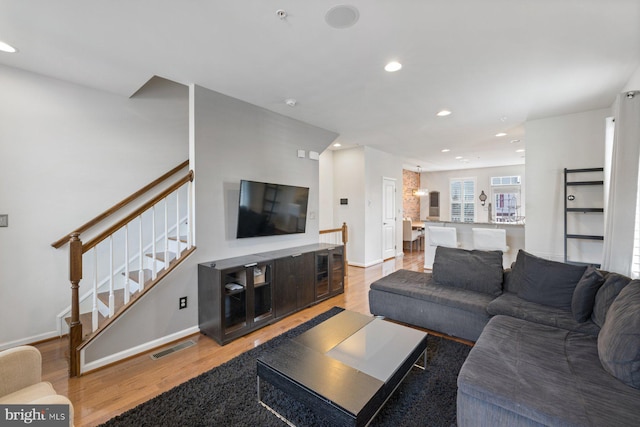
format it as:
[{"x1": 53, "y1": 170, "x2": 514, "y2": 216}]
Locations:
[{"x1": 36, "y1": 250, "x2": 433, "y2": 427}]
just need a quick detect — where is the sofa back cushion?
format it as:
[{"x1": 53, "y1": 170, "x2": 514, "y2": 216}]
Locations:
[
  {"x1": 591, "y1": 272, "x2": 632, "y2": 328},
  {"x1": 572, "y1": 266, "x2": 606, "y2": 322},
  {"x1": 432, "y1": 246, "x2": 503, "y2": 297},
  {"x1": 598, "y1": 280, "x2": 640, "y2": 389},
  {"x1": 513, "y1": 250, "x2": 586, "y2": 310}
]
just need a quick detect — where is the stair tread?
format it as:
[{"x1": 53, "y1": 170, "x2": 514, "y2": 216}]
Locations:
[
  {"x1": 97, "y1": 288, "x2": 127, "y2": 312},
  {"x1": 168, "y1": 235, "x2": 188, "y2": 243},
  {"x1": 65, "y1": 312, "x2": 106, "y2": 339},
  {"x1": 125, "y1": 268, "x2": 153, "y2": 283},
  {"x1": 146, "y1": 251, "x2": 177, "y2": 262}
]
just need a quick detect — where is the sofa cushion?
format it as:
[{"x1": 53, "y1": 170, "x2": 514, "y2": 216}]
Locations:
[
  {"x1": 591, "y1": 272, "x2": 632, "y2": 328},
  {"x1": 512, "y1": 250, "x2": 586, "y2": 310},
  {"x1": 432, "y1": 246, "x2": 503, "y2": 297},
  {"x1": 370, "y1": 269, "x2": 495, "y2": 316},
  {"x1": 572, "y1": 266, "x2": 606, "y2": 322},
  {"x1": 458, "y1": 315, "x2": 640, "y2": 426},
  {"x1": 487, "y1": 292, "x2": 600, "y2": 335},
  {"x1": 598, "y1": 281, "x2": 640, "y2": 389}
]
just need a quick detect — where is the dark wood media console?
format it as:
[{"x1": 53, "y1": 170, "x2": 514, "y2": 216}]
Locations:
[{"x1": 198, "y1": 243, "x2": 344, "y2": 345}]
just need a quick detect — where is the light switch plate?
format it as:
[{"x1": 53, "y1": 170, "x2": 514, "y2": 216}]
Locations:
[{"x1": 0, "y1": 215, "x2": 7, "y2": 227}]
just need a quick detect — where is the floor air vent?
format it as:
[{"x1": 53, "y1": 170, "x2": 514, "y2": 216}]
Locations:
[{"x1": 150, "y1": 340, "x2": 196, "y2": 360}]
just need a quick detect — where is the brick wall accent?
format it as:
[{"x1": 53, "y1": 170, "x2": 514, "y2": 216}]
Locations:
[{"x1": 403, "y1": 169, "x2": 421, "y2": 221}]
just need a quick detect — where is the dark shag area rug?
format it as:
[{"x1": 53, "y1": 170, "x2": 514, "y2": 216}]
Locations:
[{"x1": 101, "y1": 307, "x2": 471, "y2": 427}]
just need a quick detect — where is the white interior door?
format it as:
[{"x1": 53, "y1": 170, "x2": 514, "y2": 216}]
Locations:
[{"x1": 382, "y1": 177, "x2": 397, "y2": 260}]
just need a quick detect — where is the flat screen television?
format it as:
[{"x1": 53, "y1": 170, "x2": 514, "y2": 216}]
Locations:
[{"x1": 236, "y1": 180, "x2": 309, "y2": 238}]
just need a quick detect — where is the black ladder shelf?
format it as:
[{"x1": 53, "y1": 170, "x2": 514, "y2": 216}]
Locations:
[{"x1": 564, "y1": 168, "x2": 604, "y2": 267}]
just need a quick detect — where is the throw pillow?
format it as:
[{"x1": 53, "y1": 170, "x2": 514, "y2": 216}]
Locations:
[
  {"x1": 432, "y1": 246, "x2": 503, "y2": 297},
  {"x1": 513, "y1": 250, "x2": 586, "y2": 310},
  {"x1": 571, "y1": 266, "x2": 606, "y2": 322},
  {"x1": 598, "y1": 280, "x2": 640, "y2": 389},
  {"x1": 591, "y1": 272, "x2": 632, "y2": 328}
]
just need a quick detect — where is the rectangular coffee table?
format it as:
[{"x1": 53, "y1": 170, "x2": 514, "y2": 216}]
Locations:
[{"x1": 257, "y1": 310, "x2": 428, "y2": 426}]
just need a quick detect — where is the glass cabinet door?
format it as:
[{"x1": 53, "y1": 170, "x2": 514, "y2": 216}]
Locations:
[
  {"x1": 222, "y1": 268, "x2": 247, "y2": 334},
  {"x1": 331, "y1": 249, "x2": 344, "y2": 294},
  {"x1": 252, "y1": 262, "x2": 273, "y2": 323},
  {"x1": 315, "y1": 252, "x2": 329, "y2": 299}
]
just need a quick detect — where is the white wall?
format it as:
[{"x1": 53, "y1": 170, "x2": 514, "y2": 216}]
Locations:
[
  {"x1": 0, "y1": 66, "x2": 188, "y2": 349},
  {"x1": 623, "y1": 64, "x2": 640, "y2": 91},
  {"x1": 82, "y1": 85, "x2": 338, "y2": 364},
  {"x1": 318, "y1": 150, "x2": 335, "y2": 230},
  {"x1": 330, "y1": 146, "x2": 403, "y2": 267},
  {"x1": 364, "y1": 147, "x2": 404, "y2": 265},
  {"x1": 422, "y1": 164, "x2": 526, "y2": 223},
  {"x1": 333, "y1": 147, "x2": 366, "y2": 266},
  {"x1": 524, "y1": 108, "x2": 610, "y2": 261}
]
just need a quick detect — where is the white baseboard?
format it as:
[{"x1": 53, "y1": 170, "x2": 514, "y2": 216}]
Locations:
[
  {"x1": 348, "y1": 258, "x2": 383, "y2": 268},
  {"x1": 80, "y1": 325, "x2": 200, "y2": 374},
  {"x1": 0, "y1": 330, "x2": 60, "y2": 351}
]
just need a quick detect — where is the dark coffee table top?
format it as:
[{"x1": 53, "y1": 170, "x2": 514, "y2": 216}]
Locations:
[{"x1": 257, "y1": 310, "x2": 428, "y2": 425}]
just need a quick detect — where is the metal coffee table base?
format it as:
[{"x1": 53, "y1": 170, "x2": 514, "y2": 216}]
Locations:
[{"x1": 257, "y1": 350, "x2": 427, "y2": 427}]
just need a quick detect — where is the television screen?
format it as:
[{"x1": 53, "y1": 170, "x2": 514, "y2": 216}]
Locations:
[{"x1": 236, "y1": 180, "x2": 309, "y2": 238}]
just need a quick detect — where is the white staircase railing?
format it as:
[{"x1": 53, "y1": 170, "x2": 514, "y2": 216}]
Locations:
[
  {"x1": 80, "y1": 182, "x2": 192, "y2": 334},
  {"x1": 52, "y1": 161, "x2": 194, "y2": 377}
]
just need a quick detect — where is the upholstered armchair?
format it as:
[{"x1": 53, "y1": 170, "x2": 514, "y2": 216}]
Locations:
[{"x1": 0, "y1": 345, "x2": 74, "y2": 426}]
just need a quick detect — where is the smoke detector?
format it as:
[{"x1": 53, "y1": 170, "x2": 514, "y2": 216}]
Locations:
[
  {"x1": 276, "y1": 9, "x2": 288, "y2": 20},
  {"x1": 285, "y1": 98, "x2": 297, "y2": 107}
]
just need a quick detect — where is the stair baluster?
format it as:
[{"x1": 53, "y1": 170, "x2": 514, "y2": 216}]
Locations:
[
  {"x1": 138, "y1": 215, "x2": 144, "y2": 290},
  {"x1": 151, "y1": 206, "x2": 157, "y2": 280},
  {"x1": 124, "y1": 224, "x2": 130, "y2": 305},
  {"x1": 108, "y1": 235, "x2": 115, "y2": 317},
  {"x1": 92, "y1": 248, "x2": 99, "y2": 332}
]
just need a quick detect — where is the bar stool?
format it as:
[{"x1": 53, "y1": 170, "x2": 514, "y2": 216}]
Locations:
[
  {"x1": 425, "y1": 226, "x2": 459, "y2": 269},
  {"x1": 472, "y1": 228, "x2": 509, "y2": 252}
]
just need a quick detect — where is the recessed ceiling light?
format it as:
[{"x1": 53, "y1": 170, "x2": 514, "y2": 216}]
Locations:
[
  {"x1": 333, "y1": 143, "x2": 342, "y2": 147},
  {"x1": 455, "y1": 156, "x2": 463, "y2": 160},
  {"x1": 436, "y1": 110, "x2": 452, "y2": 117},
  {"x1": 495, "y1": 132, "x2": 507, "y2": 137},
  {"x1": 0, "y1": 41, "x2": 17, "y2": 53},
  {"x1": 285, "y1": 98, "x2": 297, "y2": 107},
  {"x1": 384, "y1": 61, "x2": 402, "y2": 72},
  {"x1": 441, "y1": 148, "x2": 450, "y2": 153},
  {"x1": 516, "y1": 149, "x2": 525, "y2": 153}
]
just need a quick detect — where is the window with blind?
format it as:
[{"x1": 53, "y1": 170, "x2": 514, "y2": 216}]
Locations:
[{"x1": 450, "y1": 178, "x2": 475, "y2": 222}]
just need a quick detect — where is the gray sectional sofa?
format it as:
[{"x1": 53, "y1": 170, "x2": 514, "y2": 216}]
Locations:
[{"x1": 368, "y1": 247, "x2": 640, "y2": 426}]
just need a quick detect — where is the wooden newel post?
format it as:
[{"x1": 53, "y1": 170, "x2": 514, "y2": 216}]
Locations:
[
  {"x1": 341, "y1": 222, "x2": 348, "y2": 277},
  {"x1": 69, "y1": 233, "x2": 83, "y2": 377}
]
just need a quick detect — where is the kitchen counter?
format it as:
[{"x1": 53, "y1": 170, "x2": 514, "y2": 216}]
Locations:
[{"x1": 423, "y1": 220, "x2": 525, "y2": 268}]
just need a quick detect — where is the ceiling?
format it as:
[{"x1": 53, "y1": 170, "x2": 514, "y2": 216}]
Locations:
[{"x1": 1, "y1": 1, "x2": 639, "y2": 171}]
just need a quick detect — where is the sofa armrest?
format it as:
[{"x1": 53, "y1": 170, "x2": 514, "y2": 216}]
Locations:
[{"x1": 0, "y1": 346, "x2": 42, "y2": 397}]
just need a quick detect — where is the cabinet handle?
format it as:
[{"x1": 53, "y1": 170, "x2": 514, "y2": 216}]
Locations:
[
  {"x1": 244, "y1": 262, "x2": 258, "y2": 268},
  {"x1": 291, "y1": 254, "x2": 302, "y2": 258}
]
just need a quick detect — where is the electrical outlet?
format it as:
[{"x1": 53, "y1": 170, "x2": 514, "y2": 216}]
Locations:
[
  {"x1": 179, "y1": 296, "x2": 187, "y2": 309},
  {"x1": 0, "y1": 215, "x2": 7, "y2": 227}
]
